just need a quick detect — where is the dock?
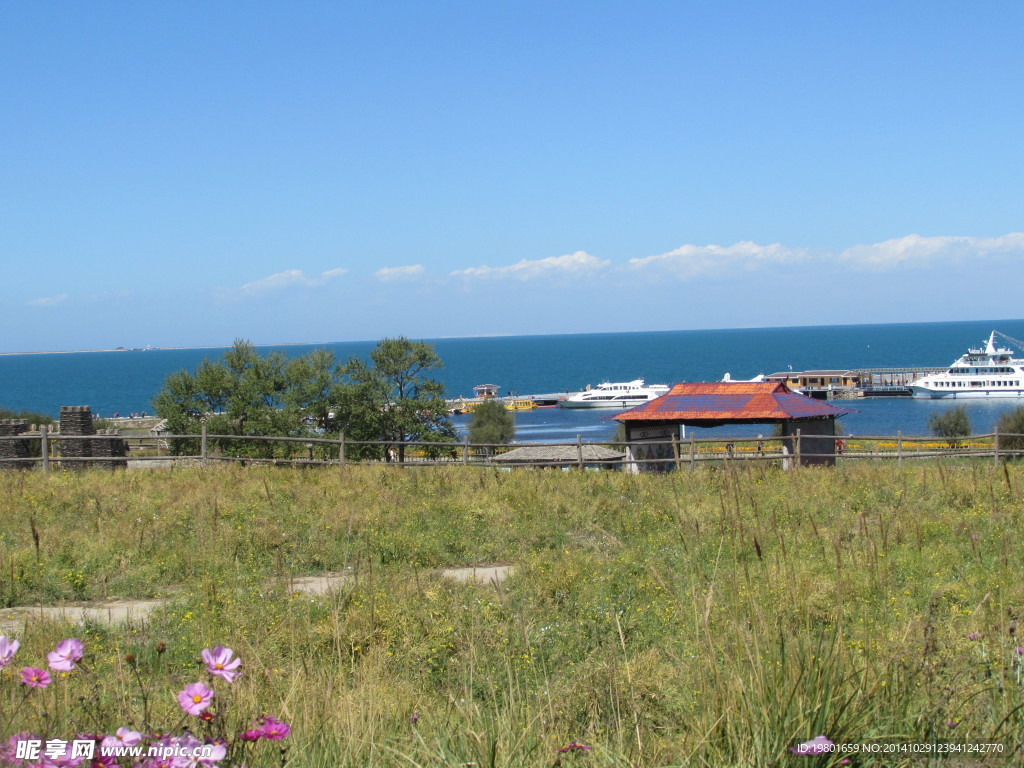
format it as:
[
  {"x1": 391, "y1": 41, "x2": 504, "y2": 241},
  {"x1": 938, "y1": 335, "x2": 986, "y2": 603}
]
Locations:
[{"x1": 768, "y1": 367, "x2": 946, "y2": 399}]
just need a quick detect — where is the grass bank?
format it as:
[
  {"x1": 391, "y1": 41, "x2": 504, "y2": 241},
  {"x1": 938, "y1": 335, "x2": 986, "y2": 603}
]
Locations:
[{"x1": 1, "y1": 462, "x2": 1022, "y2": 766}]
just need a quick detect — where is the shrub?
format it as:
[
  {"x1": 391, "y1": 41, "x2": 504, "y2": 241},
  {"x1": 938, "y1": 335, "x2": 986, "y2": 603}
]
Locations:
[
  {"x1": 996, "y1": 405, "x2": 1024, "y2": 454},
  {"x1": 468, "y1": 400, "x2": 515, "y2": 449},
  {"x1": 927, "y1": 405, "x2": 971, "y2": 448}
]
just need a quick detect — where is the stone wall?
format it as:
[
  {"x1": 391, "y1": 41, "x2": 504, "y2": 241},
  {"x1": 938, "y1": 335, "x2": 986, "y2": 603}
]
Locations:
[
  {"x1": 93, "y1": 428, "x2": 128, "y2": 469},
  {"x1": 0, "y1": 419, "x2": 30, "y2": 469},
  {"x1": 59, "y1": 405, "x2": 96, "y2": 470}
]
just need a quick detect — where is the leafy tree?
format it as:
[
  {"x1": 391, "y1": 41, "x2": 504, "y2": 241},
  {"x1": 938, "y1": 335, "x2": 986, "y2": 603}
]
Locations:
[
  {"x1": 468, "y1": 400, "x2": 515, "y2": 451},
  {"x1": 153, "y1": 339, "x2": 337, "y2": 457},
  {"x1": 927, "y1": 405, "x2": 971, "y2": 449},
  {"x1": 996, "y1": 406, "x2": 1024, "y2": 454},
  {"x1": 153, "y1": 337, "x2": 456, "y2": 461},
  {"x1": 340, "y1": 337, "x2": 456, "y2": 461}
]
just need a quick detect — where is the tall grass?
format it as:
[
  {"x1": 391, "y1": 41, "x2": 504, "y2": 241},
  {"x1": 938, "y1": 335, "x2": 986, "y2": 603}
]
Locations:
[{"x1": 1, "y1": 462, "x2": 1022, "y2": 765}]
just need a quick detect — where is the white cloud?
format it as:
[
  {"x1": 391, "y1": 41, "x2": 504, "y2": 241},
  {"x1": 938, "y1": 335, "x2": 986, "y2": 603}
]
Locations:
[
  {"x1": 451, "y1": 250, "x2": 610, "y2": 280},
  {"x1": 26, "y1": 294, "x2": 69, "y2": 307},
  {"x1": 839, "y1": 233, "x2": 1024, "y2": 268},
  {"x1": 375, "y1": 264, "x2": 425, "y2": 281},
  {"x1": 240, "y1": 267, "x2": 348, "y2": 295},
  {"x1": 626, "y1": 241, "x2": 806, "y2": 279}
]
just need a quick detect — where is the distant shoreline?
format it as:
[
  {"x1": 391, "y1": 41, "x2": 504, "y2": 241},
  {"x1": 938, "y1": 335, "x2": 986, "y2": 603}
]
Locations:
[{"x1": 0, "y1": 342, "x2": 331, "y2": 357}]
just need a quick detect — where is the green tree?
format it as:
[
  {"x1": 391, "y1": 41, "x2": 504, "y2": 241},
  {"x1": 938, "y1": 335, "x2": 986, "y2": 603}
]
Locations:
[
  {"x1": 340, "y1": 337, "x2": 456, "y2": 461},
  {"x1": 927, "y1": 405, "x2": 971, "y2": 449},
  {"x1": 153, "y1": 337, "x2": 456, "y2": 461},
  {"x1": 468, "y1": 400, "x2": 515, "y2": 451},
  {"x1": 996, "y1": 406, "x2": 1024, "y2": 454},
  {"x1": 152, "y1": 339, "x2": 337, "y2": 457}
]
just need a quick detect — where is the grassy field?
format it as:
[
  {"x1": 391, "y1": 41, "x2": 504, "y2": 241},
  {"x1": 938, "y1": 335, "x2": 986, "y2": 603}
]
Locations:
[{"x1": 0, "y1": 462, "x2": 1022, "y2": 766}]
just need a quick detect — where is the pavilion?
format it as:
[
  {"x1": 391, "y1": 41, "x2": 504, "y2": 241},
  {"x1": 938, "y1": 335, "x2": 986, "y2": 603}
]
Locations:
[{"x1": 613, "y1": 381, "x2": 857, "y2": 470}]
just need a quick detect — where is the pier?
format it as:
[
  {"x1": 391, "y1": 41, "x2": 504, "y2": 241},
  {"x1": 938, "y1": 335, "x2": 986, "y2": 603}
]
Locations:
[
  {"x1": 767, "y1": 367, "x2": 946, "y2": 399},
  {"x1": 854, "y1": 367, "x2": 945, "y2": 397}
]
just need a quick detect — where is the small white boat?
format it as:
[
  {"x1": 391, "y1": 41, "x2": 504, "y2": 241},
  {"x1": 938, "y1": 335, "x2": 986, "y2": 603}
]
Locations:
[
  {"x1": 910, "y1": 331, "x2": 1024, "y2": 399},
  {"x1": 560, "y1": 379, "x2": 670, "y2": 409}
]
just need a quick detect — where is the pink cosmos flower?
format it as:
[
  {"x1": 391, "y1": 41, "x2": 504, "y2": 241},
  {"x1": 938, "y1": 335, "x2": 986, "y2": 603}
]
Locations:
[
  {"x1": 76, "y1": 735, "x2": 116, "y2": 768},
  {"x1": 791, "y1": 735, "x2": 834, "y2": 755},
  {"x1": 0, "y1": 635, "x2": 19, "y2": 668},
  {"x1": 2, "y1": 732, "x2": 37, "y2": 764},
  {"x1": 47, "y1": 637, "x2": 84, "y2": 671},
  {"x1": 145, "y1": 734, "x2": 197, "y2": 768},
  {"x1": 238, "y1": 729, "x2": 263, "y2": 742},
  {"x1": 556, "y1": 742, "x2": 592, "y2": 754},
  {"x1": 39, "y1": 739, "x2": 84, "y2": 767},
  {"x1": 198, "y1": 741, "x2": 227, "y2": 765},
  {"x1": 177, "y1": 682, "x2": 214, "y2": 715},
  {"x1": 259, "y1": 716, "x2": 291, "y2": 740},
  {"x1": 20, "y1": 666, "x2": 51, "y2": 688},
  {"x1": 201, "y1": 645, "x2": 241, "y2": 683},
  {"x1": 101, "y1": 727, "x2": 143, "y2": 748}
]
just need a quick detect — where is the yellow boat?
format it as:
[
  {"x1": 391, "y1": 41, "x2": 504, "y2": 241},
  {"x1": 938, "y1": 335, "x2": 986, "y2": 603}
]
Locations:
[
  {"x1": 450, "y1": 398, "x2": 537, "y2": 414},
  {"x1": 505, "y1": 399, "x2": 537, "y2": 411}
]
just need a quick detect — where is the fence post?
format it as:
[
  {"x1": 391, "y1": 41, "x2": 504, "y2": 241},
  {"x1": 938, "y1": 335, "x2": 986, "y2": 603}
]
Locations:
[
  {"x1": 577, "y1": 434, "x2": 584, "y2": 469},
  {"x1": 462, "y1": 436, "x2": 469, "y2": 464},
  {"x1": 40, "y1": 426, "x2": 49, "y2": 474},
  {"x1": 200, "y1": 423, "x2": 208, "y2": 464},
  {"x1": 672, "y1": 431, "x2": 680, "y2": 471},
  {"x1": 897, "y1": 430, "x2": 903, "y2": 469},
  {"x1": 994, "y1": 426, "x2": 1000, "y2": 466},
  {"x1": 795, "y1": 429, "x2": 801, "y2": 467},
  {"x1": 338, "y1": 431, "x2": 346, "y2": 466},
  {"x1": 689, "y1": 433, "x2": 695, "y2": 471}
]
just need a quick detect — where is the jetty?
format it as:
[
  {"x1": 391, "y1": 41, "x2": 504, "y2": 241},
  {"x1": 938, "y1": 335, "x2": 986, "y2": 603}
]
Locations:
[{"x1": 766, "y1": 367, "x2": 946, "y2": 399}]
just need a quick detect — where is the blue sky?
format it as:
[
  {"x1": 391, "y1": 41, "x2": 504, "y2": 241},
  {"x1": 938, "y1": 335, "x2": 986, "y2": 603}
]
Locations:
[{"x1": 3, "y1": 1, "x2": 1023, "y2": 352}]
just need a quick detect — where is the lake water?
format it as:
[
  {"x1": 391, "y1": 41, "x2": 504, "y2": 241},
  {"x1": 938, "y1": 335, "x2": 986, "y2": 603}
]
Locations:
[{"x1": 2, "y1": 319, "x2": 1024, "y2": 442}]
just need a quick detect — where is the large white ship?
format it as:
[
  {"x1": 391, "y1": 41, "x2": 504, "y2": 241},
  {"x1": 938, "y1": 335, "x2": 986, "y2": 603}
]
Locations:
[
  {"x1": 560, "y1": 379, "x2": 670, "y2": 408},
  {"x1": 909, "y1": 331, "x2": 1024, "y2": 399}
]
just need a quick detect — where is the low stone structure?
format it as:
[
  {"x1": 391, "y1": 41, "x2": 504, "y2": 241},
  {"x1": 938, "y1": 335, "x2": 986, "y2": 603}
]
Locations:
[
  {"x1": 58, "y1": 406, "x2": 127, "y2": 470},
  {"x1": 93, "y1": 428, "x2": 128, "y2": 469},
  {"x1": 491, "y1": 444, "x2": 624, "y2": 468},
  {"x1": 59, "y1": 405, "x2": 95, "y2": 469},
  {"x1": 0, "y1": 419, "x2": 30, "y2": 470}
]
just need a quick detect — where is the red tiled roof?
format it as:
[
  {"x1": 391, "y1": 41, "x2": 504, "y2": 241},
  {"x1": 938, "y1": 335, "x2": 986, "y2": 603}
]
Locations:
[{"x1": 613, "y1": 381, "x2": 857, "y2": 423}]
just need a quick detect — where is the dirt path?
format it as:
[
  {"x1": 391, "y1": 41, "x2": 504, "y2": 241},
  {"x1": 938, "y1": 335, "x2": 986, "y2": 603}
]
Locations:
[{"x1": 0, "y1": 565, "x2": 515, "y2": 635}]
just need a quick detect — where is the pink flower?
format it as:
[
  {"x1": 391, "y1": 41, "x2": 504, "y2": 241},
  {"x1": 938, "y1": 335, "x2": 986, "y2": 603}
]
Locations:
[
  {"x1": 201, "y1": 645, "x2": 241, "y2": 683},
  {"x1": 47, "y1": 638, "x2": 84, "y2": 671},
  {"x1": 238, "y1": 729, "x2": 262, "y2": 742},
  {"x1": 177, "y1": 682, "x2": 214, "y2": 715},
  {"x1": 791, "y1": 735, "x2": 834, "y2": 755},
  {"x1": 39, "y1": 740, "x2": 83, "y2": 767},
  {"x1": 198, "y1": 741, "x2": 227, "y2": 765},
  {"x1": 556, "y1": 742, "x2": 592, "y2": 753},
  {"x1": 0, "y1": 635, "x2": 19, "y2": 668},
  {"x1": 101, "y1": 727, "x2": 143, "y2": 748},
  {"x1": 2, "y1": 732, "x2": 37, "y2": 764},
  {"x1": 20, "y1": 666, "x2": 51, "y2": 688},
  {"x1": 259, "y1": 716, "x2": 291, "y2": 740}
]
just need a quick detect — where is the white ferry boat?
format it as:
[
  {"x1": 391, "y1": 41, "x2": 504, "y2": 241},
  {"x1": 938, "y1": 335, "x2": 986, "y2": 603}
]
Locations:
[
  {"x1": 560, "y1": 379, "x2": 670, "y2": 409},
  {"x1": 909, "y1": 331, "x2": 1024, "y2": 399}
]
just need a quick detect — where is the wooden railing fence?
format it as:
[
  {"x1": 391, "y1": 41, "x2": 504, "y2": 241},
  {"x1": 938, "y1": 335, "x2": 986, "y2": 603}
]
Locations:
[{"x1": 1, "y1": 425, "x2": 1022, "y2": 472}]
